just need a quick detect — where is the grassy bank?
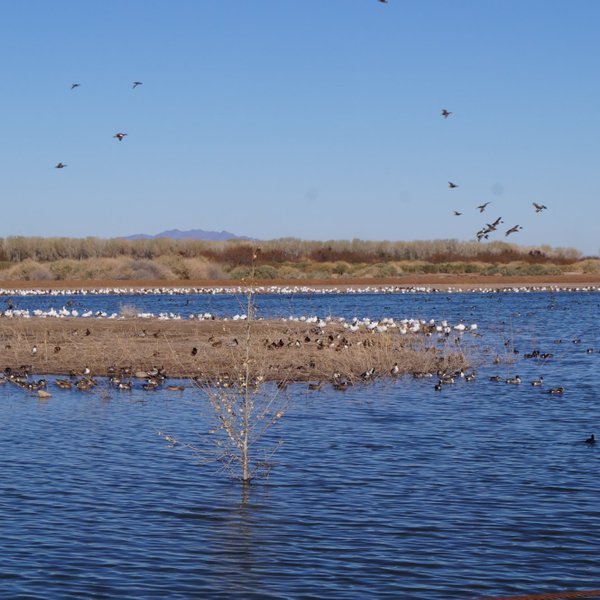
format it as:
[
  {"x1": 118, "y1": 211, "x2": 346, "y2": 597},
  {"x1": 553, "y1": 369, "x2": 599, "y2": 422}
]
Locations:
[{"x1": 0, "y1": 317, "x2": 470, "y2": 382}]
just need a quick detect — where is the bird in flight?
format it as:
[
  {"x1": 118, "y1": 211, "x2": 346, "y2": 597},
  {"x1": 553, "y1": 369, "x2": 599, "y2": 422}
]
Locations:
[
  {"x1": 505, "y1": 225, "x2": 522, "y2": 236},
  {"x1": 533, "y1": 202, "x2": 547, "y2": 213},
  {"x1": 70, "y1": 83, "x2": 80, "y2": 90},
  {"x1": 477, "y1": 202, "x2": 491, "y2": 212},
  {"x1": 441, "y1": 109, "x2": 452, "y2": 118},
  {"x1": 132, "y1": 81, "x2": 143, "y2": 89},
  {"x1": 113, "y1": 132, "x2": 128, "y2": 141},
  {"x1": 55, "y1": 162, "x2": 67, "y2": 169},
  {"x1": 453, "y1": 210, "x2": 462, "y2": 216},
  {"x1": 378, "y1": 0, "x2": 388, "y2": 3},
  {"x1": 448, "y1": 181, "x2": 459, "y2": 189}
]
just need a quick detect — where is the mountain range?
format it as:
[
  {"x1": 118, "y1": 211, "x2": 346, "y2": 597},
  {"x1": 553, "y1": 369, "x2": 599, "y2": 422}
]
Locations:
[{"x1": 122, "y1": 229, "x2": 254, "y2": 241}]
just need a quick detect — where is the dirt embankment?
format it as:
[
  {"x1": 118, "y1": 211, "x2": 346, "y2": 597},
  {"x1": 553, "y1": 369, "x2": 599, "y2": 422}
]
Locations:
[{"x1": 1, "y1": 274, "x2": 599, "y2": 291}]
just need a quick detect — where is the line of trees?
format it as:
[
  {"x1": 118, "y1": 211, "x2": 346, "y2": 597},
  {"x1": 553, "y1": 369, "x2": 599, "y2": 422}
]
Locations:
[{"x1": 0, "y1": 236, "x2": 583, "y2": 266}]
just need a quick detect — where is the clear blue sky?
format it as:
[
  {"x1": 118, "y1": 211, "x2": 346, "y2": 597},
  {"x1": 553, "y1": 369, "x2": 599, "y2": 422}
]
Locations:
[{"x1": 1, "y1": 1, "x2": 598, "y2": 254}]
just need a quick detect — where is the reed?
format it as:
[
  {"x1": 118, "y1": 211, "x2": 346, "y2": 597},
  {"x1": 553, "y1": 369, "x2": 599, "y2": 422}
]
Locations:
[{"x1": 0, "y1": 317, "x2": 470, "y2": 381}]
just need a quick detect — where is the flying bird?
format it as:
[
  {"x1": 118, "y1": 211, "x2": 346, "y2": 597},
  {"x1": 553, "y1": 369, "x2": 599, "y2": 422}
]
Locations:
[
  {"x1": 113, "y1": 132, "x2": 128, "y2": 141},
  {"x1": 70, "y1": 83, "x2": 80, "y2": 90},
  {"x1": 378, "y1": 0, "x2": 388, "y2": 3},
  {"x1": 441, "y1": 109, "x2": 452, "y2": 118},
  {"x1": 477, "y1": 202, "x2": 491, "y2": 212},
  {"x1": 448, "y1": 181, "x2": 459, "y2": 189},
  {"x1": 55, "y1": 162, "x2": 67, "y2": 169},
  {"x1": 453, "y1": 210, "x2": 462, "y2": 216},
  {"x1": 132, "y1": 81, "x2": 143, "y2": 89},
  {"x1": 533, "y1": 202, "x2": 547, "y2": 213},
  {"x1": 505, "y1": 225, "x2": 522, "y2": 236}
]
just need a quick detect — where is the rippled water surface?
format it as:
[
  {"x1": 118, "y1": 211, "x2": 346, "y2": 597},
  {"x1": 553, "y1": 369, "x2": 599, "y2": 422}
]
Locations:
[{"x1": 2, "y1": 291, "x2": 600, "y2": 599}]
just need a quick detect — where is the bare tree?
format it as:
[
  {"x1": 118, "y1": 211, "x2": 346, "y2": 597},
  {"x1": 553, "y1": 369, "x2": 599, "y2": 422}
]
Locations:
[{"x1": 165, "y1": 247, "x2": 289, "y2": 483}]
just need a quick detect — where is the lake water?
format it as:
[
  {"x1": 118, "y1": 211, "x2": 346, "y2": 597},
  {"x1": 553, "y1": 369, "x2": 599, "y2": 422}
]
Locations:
[{"x1": 2, "y1": 290, "x2": 600, "y2": 599}]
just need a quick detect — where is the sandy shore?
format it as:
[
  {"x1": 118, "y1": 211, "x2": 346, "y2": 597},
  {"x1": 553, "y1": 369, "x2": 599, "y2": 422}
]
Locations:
[{"x1": 0, "y1": 274, "x2": 599, "y2": 292}]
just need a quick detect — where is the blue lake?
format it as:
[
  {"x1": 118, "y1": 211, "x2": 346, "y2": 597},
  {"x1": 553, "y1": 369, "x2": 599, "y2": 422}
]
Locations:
[{"x1": 1, "y1": 290, "x2": 600, "y2": 599}]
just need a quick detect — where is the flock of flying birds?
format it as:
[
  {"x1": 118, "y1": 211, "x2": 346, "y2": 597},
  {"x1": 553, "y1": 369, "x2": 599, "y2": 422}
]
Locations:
[
  {"x1": 55, "y1": 5, "x2": 545, "y2": 247},
  {"x1": 441, "y1": 108, "x2": 548, "y2": 241},
  {"x1": 54, "y1": 81, "x2": 142, "y2": 170}
]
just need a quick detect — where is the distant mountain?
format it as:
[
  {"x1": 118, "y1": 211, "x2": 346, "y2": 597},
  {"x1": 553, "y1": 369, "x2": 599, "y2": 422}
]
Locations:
[{"x1": 122, "y1": 228, "x2": 254, "y2": 241}]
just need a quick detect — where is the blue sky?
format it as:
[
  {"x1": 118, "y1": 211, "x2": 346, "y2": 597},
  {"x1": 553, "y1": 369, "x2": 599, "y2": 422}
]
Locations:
[{"x1": 1, "y1": 1, "x2": 599, "y2": 254}]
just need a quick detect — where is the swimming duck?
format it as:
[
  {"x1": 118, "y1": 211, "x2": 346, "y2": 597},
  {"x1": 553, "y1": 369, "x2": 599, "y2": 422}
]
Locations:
[
  {"x1": 585, "y1": 434, "x2": 596, "y2": 445},
  {"x1": 489, "y1": 375, "x2": 502, "y2": 382},
  {"x1": 531, "y1": 377, "x2": 544, "y2": 386},
  {"x1": 506, "y1": 375, "x2": 521, "y2": 384},
  {"x1": 548, "y1": 387, "x2": 565, "y2": 395}
]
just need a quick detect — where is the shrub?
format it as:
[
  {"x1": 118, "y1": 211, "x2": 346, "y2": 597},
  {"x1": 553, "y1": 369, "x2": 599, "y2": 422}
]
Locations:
[{"x1": 0, "y1": 259, "x2": 52, "y2": 281}]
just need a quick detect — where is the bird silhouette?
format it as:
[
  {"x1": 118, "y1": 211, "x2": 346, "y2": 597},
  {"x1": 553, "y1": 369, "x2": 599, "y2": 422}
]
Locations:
[
  {"x1": 505, "y1": 224, "x2": 522, "y2": 236},
  {"x1": 533, "y1": 202, "x2": 548, "y2": 213},
  {"x1": 441, "y1": 109, "x2": 452, "y2": 118},
  {"x1": 378, "y1": 0, "x2": 388, "y2": 3},
  {"x1": 477, "y1": 202, "x2": 490, "y2": 212},
  {"x1": 113, "y1": 133, "x2": 128, "y2": 141},
  {"x1": 132, "y1": 81, "x2": 143, "y2": 89},
  {"x1": 55, "y1": 162, "x2": 67, "y2": 169},
  {"x1": 585, "y1": 434, "x2": 596, "y2": 445},
  {"x1": 448, "y1": 181, "x2": 459, "y2": 189},
  {"x1": 453, "y1": 210, "x2": 462, "y2": 216},
  {"x1": 70, "y1": 83, "x2": 80, "y2": 90}
]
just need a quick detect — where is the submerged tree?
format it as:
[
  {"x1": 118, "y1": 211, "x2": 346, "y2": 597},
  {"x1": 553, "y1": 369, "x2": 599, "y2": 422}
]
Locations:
[{"x1": 163, "y1": 247, "x2": 289, "y2": 483}]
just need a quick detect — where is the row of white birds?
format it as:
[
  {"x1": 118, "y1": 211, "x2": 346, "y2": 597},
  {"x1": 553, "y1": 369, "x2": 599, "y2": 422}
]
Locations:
[
  {"x1": 0, "y1": 307, "x2": 478, "y2": 334},
  {"x1": 54, "y1": 81, "x2": 142, "y2": 169},
  {"x1": 1, "y1": 284, "x2": 599, "y2": 297},
  {"x1": 442, "y1": 109, "x2": 548, "y2": 241}
]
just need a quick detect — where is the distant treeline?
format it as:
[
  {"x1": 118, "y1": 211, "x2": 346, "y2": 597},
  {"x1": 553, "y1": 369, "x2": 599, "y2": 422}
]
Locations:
[
  {"x1": 0, "y1": 236, "x2": 596, "y2": 281},
  {"x1": 0, "y1": 236, "x2": 584, "y2": 264}
]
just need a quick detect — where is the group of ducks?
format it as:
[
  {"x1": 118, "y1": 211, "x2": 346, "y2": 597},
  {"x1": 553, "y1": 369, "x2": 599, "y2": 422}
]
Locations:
[
  {"x1": 1, "y1": 364, "x2": 185, "y2": 396},
  {"x1": 54, "y1": 81, "x2": 142, "y2": 169},
  {"x1": 442, "y1": 109, "x2": 548, "y2": 241}
]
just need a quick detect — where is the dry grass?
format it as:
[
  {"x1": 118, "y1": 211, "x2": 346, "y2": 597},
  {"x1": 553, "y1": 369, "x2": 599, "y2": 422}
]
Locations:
[{"x1": 0, "y1": 317, "x2": 469, "y2": 381}]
